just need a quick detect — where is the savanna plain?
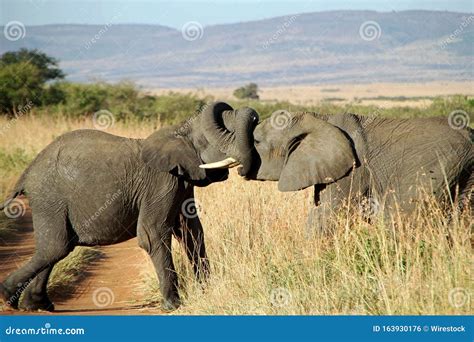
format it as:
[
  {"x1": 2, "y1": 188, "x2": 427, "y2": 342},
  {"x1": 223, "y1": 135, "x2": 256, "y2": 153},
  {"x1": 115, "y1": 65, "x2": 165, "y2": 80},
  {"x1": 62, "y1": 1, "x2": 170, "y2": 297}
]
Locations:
[{"x1": 0, "y1": 83, "x2": 472, "y2": 315}]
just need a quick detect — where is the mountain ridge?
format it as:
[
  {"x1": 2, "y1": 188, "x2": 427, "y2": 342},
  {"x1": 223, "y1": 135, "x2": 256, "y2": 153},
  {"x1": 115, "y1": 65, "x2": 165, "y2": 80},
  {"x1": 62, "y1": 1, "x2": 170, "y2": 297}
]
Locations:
[{"x1": 1, "y1": 10, "x2": 472, "y2": 87}]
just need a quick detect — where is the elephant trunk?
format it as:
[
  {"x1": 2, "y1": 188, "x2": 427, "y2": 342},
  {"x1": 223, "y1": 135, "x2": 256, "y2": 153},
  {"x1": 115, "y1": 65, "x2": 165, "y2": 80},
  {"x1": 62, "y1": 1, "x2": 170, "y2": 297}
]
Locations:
[
  {"x1": 200, "y1": 102, "x2": 258, "y2": 175},
  {"x1": 232, "y1": 107, "x2": 259, "y2": 175}
]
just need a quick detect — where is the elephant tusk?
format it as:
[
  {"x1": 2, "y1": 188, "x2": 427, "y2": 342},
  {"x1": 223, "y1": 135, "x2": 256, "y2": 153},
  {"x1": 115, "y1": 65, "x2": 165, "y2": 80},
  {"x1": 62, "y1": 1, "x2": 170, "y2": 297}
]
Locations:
[{"x1": 199, "y1": 157, "x2": 239, "y2": 169}]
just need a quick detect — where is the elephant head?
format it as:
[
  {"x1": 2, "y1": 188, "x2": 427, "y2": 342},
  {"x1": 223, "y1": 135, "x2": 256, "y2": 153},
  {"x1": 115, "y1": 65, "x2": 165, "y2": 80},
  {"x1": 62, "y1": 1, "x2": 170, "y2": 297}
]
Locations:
[
  {"x1": 235, "y1": 111, "x2": 357, "y2": 191},
  {"x1": 141, "y1": 101, "x2": 259, "y2": 184}
]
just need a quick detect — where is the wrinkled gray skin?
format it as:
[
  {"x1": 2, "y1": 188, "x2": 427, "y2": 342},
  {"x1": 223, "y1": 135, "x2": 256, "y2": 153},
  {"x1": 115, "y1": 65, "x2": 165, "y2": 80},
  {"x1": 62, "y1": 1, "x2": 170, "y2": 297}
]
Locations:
[
  {"x1": 244, "y1": 112, "x2": 473, "y2": 232},
  {"x1": 0, "y1": 102, "x2": 258, "y2": 312}
]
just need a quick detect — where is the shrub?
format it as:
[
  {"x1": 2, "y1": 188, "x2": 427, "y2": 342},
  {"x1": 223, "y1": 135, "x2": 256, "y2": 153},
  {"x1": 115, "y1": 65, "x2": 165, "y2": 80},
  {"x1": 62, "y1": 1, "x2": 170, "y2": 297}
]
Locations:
[
  {"x1": 0, "y1": 49, "x2": 65, "y2": 114},
  {"x1": 0, "y1": 62, "x2": 43, "y2": 115},
  {"x1": 42, "y1": 83, "x2": 210, "y2": 125},
  {"x1": 152, "y1": 92, "x2": 209, "y2": 124},
  {"x1": 233, "y1": 83, "x2": 259, "y2": 100},
  {"x1": 0, "y1": 48, "x2": 64, "y2": 83}
]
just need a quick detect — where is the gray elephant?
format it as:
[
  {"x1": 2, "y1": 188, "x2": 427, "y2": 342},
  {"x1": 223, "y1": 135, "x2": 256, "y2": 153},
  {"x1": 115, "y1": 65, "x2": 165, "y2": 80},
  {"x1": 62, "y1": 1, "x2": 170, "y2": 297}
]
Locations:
[
  {"x1": 0, "y1": 102, "x2": 258, "y2": 311},
  {"x1": 202, "y1": 111, "x2": 473, "y2": 232}
]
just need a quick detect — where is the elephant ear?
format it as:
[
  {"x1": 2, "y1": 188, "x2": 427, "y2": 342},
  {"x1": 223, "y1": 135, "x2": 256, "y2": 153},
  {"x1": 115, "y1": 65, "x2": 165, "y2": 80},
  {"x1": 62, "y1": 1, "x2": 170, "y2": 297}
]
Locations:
[
  {"x1": 141, "y1": 128, "x2": 206, "y2": 181},
  {"x1": 278, "y1": 118, "x2": 356, "y2": 192}
]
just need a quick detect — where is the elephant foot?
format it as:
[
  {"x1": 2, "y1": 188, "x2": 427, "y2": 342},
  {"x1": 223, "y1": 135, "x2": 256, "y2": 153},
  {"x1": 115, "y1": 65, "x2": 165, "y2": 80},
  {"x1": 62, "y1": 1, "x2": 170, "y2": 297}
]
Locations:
[
  {"x1": 161, "y1": 296, "x2": 181, "y2": 312},
  {"x1": 20, "y1": 295, "x2": 55, "y2": 312},
  {"x1": 0, "y1": 283, "x2": 19, "y2": 310}
]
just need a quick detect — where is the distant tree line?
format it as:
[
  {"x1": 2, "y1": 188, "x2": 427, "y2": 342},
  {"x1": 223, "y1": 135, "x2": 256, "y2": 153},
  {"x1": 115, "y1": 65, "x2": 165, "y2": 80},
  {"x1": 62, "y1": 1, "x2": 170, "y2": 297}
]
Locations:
[{"x1": 0, "y1": 49, "x2": 471, "y2": 124}]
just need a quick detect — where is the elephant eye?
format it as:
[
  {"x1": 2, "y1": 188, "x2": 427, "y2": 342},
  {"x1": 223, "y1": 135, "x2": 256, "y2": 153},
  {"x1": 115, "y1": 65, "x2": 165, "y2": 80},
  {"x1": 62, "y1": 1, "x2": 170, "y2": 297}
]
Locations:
[{"x1": 254, "y1": 139, "x2": 261, "y2": 145}]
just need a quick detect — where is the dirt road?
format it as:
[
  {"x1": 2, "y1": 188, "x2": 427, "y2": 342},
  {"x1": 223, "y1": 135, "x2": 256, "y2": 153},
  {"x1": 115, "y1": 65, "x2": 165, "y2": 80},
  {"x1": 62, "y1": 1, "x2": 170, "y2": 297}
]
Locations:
[{"x1": 0, "y1": 202, "x2": 163, "y2": 315}]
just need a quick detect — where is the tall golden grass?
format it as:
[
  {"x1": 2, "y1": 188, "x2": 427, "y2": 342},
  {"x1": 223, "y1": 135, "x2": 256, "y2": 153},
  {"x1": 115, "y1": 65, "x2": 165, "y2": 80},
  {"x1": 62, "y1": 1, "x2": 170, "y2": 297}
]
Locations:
[
  {"x1": 0, "y1": 115, "x2": 471, "y2": 315},
  {"x1": 140, "y1": 173, "x2": 471, "y2": 315}
]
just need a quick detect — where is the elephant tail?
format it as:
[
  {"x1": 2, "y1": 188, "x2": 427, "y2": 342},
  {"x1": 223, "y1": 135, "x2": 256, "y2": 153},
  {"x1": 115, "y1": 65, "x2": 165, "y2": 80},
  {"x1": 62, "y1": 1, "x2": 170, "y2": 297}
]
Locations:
[{"x1": 0, "y1": 173, "x2": 26, "y2": 211}]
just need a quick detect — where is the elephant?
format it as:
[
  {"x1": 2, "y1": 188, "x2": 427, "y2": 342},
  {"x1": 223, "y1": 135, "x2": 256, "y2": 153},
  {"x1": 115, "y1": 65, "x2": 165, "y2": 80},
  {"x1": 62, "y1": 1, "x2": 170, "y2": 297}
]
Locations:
[
  {"x1": 0, "y1": 101, "x2": 258, "y2": 312},
  {"x1": 202, "y1": 111, "x2": 473, "y2": 232}
]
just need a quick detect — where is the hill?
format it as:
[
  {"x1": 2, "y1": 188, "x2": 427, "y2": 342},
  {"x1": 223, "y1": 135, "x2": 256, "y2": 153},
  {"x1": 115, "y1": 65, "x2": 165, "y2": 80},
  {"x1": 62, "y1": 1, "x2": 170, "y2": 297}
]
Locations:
[{"x1": 1, "y1": 10, "x2": 472, "y2": 87}]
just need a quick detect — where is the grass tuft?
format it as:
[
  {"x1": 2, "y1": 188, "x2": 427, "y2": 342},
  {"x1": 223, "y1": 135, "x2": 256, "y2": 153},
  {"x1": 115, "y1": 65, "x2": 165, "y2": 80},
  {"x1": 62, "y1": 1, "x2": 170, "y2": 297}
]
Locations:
[{"x1": 48, "y1": 247, "x2": 104, "y2": 300}]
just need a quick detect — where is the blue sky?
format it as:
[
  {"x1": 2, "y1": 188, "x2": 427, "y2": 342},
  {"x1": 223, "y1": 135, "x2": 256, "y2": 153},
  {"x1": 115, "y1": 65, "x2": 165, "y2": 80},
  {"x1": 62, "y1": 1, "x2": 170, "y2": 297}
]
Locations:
[{"x1": 1, "y1": 0, "x2": 472, "y2": 27}]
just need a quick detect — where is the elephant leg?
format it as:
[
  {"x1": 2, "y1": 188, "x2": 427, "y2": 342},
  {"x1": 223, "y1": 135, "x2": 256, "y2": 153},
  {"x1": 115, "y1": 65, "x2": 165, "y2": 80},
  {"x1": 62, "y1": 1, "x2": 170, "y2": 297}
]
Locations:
[
  {"x1": 176, "y1": 213, "x2": 210, "y2": 282},
  {"x1": 0, "y1": 211, "x2": 72, "y2": 310},
  {"x1": 306, "y1": 184, "x2": 346, "y2": 237},
  {"x1": 306, "y1": 174, "x2": 372, "y2": 236},
  {"x1": 306, "y1": 203, "x2": 333, "y2": 237},
  {"x1": 19, "y1": 266, "x2": 55, "y2": 311},
  {"x1": 137, "y1": 194, "x2": 181, "y2": 311},
  {"x1": 138, "y1": 224, "x2": 180, "y2": 311},
  {"x1": 457, "y1": 170, "x2": 473, "y2": 215}
]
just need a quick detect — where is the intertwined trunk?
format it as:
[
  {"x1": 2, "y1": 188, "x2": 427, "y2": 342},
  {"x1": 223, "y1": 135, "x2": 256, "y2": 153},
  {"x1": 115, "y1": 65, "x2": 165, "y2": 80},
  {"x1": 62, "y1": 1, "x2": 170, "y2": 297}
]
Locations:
[{"x1": 201, "y1": 102, "x2": 258, "y2": 175}]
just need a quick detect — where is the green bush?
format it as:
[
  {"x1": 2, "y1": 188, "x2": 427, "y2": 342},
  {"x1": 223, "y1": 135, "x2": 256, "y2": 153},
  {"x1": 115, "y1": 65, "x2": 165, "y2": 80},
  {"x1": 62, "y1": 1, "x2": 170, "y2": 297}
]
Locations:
[
  {"x1": 0, "y1": 148, "x2": 33, "y2": 175},
  {"x1": 0, "y1": 49, "x2": 66, "y2": 114},
  {"x1": 42, "y1": 83, "x2": 210, "y2": 125},
  {"x1": 427, "y1": 95, "x2": 473, "y2": 117},
  {"x1": 233, "y1": 83, "x2": 259, "y2": 100},
  {"x1": 37, "y1": 86, "x2": 473, "y2": 126},
  {"x1": 152, "y1": 92, "x2": 209, "y2": 124},
  {"x1": 1, "y1": 48, "x2": 64, "y2": 82},
  {"x1": 0, "y1": 62, "x2": 43, "y2": 115},
  {"x1": 49, "y1": 82, "x2": 141, "y2": 119},
  {"x1": 238, "y1": 94, "x2": 473, "y2": 121}
]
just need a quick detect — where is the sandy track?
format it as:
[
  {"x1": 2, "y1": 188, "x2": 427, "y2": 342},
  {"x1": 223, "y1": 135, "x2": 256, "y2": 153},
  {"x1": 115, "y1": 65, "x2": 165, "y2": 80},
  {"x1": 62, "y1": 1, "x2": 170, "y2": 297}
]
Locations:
[
  {"x1": 0, "y1": 206, "x2": 35, "y2": 280},
  {"x1": 0, "y1": 201, "x2": 163, "y2": 315}
]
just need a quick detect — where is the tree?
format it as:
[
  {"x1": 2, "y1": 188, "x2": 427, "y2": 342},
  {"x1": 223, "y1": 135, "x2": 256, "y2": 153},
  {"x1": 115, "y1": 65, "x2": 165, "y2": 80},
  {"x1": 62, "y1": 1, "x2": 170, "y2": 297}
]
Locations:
[
  {"x1": 0, "y1": 62, "x2": 43, "y2": 116},
  {"x1": 233, "y1": 83, "x2": 259, "y2": 100},
  {"x1": 0, "y1": 49, "x2": 66, "y2": 114},
  {"x1": 0, "y1": 48, "x2": 64, "y2": 83}
]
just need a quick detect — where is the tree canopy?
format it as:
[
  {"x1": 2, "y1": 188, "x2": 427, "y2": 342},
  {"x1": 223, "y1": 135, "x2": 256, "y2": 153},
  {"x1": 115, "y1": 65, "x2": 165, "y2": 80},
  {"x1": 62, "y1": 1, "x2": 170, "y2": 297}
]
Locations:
[
  {"x1": 0, "y1": 48, "x2": 64, "y2": 82},
  {"x1": 0, "y1": 49, "x2": 65, "y2": 115},
  {"x1": 233, "y1": 83, "x2": 259, "y2": 100}
]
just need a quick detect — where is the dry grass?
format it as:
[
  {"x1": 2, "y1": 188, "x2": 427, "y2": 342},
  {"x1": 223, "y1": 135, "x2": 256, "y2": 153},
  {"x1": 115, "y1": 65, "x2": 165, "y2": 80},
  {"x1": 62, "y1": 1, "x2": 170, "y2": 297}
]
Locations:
[
  {"x1": 48, "y1": 247, "x2": 104, "y2": 300},
  {"x1": 0, "y1": 115, "x2": 471, "y2": 315},
  {"x1": 141, "y1": 172, "x2": 473, "y2": 315}
]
